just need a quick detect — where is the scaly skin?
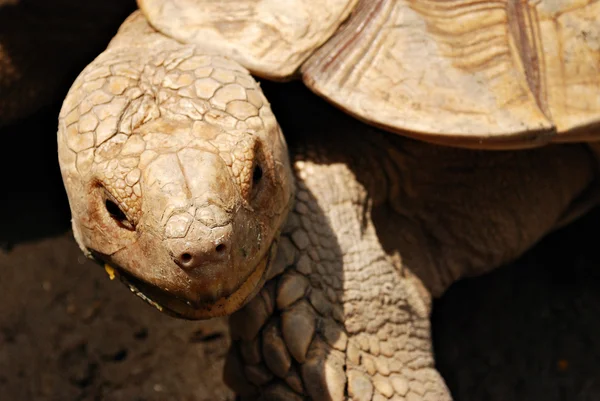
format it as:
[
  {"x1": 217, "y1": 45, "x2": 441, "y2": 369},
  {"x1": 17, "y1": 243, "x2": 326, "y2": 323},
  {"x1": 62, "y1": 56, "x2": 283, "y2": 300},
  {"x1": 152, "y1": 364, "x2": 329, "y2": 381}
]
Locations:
[
  {"x1": 59, "y1": 13, "x2": 294, "y2": 318},
  {"x1": 58, "y1": 12, "x2": 597, "y2": 400}
]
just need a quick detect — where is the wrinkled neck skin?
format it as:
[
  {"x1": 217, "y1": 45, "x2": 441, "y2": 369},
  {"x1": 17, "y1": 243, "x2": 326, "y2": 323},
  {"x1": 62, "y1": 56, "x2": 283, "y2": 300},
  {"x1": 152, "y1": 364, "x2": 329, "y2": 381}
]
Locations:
[
  {"x1": 336, "y1": 138, "x2": 596, "y2": 297},
  {"x1": 267, "y1": 93, "x2": 596, "y2": 299}
]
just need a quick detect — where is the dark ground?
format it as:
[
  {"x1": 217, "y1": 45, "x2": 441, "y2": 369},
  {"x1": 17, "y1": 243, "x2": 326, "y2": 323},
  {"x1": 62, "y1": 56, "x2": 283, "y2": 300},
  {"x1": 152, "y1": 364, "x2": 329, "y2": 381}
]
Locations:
[{"x1": 1, "y1": 1, "x2": 600, "y2": 400}]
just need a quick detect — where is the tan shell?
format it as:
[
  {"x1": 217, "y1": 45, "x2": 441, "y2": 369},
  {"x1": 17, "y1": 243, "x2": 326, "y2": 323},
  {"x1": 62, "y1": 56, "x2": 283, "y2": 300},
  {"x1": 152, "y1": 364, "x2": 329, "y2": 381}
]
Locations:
[
  {"x1": 139, "y1": 0, "x2": 600, "y2": 149},
  {"x1": 137, "y1": 0, "x2": 359, "y2": 80}
]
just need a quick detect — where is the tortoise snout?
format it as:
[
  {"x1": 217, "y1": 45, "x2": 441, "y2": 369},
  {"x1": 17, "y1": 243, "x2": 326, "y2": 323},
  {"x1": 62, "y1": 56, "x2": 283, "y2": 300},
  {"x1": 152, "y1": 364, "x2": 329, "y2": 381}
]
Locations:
[{"x1": 167, "y1": 224, "x2": 232, "y2": 271}]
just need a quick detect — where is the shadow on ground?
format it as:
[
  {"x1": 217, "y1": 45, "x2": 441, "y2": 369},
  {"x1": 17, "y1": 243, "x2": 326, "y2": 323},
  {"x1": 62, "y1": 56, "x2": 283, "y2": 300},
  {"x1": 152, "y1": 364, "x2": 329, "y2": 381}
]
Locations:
[
  {"x1": 0, "y1": 0, "x2": 137, "y2": 247},
  {"x1": 0, "y1": 106, "x2": 71, "y2": 248},
  {"x1": 433, "y1": 207, "x2": 600, "y2": 401}
]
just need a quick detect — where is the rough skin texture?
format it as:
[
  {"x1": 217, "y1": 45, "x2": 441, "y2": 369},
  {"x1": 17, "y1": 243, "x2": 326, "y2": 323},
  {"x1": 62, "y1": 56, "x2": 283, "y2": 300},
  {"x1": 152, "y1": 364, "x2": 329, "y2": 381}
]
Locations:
[
  {"x1": 58, "y1": 12, "x2": 598, "y2": 401},
  {"x1": 58, "y1": 13, "x2": 294, "y2": 318}
]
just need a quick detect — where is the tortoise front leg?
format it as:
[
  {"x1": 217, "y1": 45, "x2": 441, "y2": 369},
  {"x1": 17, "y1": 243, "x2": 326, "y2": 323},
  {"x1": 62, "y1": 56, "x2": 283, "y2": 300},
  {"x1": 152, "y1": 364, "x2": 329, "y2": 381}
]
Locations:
[
  {"x1": 222, "y1": 132, "x2": 597, "y2": 401},
  {"x1": 224, "y1": 153, "x2": 452, "y2": 401}
]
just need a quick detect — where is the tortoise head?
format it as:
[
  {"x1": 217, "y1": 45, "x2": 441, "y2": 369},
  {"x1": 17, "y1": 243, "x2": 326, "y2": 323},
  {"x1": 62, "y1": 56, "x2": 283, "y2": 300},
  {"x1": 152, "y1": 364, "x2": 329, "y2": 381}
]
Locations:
[{"x1": 57, "y1": 49, "x2": 294, "y2": 319}]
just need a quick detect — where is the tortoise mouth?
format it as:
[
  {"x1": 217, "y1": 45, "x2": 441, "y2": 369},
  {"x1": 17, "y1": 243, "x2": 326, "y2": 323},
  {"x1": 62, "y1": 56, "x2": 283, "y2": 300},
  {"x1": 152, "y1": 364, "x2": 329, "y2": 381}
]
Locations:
[{"x1": 92, "y1": 242, "x2": 276, "y2": 320}]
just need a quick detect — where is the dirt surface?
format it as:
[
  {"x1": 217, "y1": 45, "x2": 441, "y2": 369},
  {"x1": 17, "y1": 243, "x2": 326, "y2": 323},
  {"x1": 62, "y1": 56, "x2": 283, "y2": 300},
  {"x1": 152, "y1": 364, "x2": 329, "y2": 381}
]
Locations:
[
  {"x1": 1, "y1": 1, "x2": 600, "y2": 399},
  {"x1": 0, "y1": 234, "x2": 234, "y2": 401}
]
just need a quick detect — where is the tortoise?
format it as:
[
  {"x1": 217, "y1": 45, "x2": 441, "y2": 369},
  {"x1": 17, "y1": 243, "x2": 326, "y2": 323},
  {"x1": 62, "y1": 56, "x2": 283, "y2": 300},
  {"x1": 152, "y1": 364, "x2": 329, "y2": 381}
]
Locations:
[{"x1": 57, "y1": 1, "x2": 600, "y2": 400}]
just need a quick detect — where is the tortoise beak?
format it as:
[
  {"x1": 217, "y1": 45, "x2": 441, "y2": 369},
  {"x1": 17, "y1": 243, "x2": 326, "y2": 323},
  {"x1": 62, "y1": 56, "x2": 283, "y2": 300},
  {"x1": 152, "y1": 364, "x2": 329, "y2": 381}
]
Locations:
[{"x1": 89, "y1": 241, "x2": 277, "y2": 320}]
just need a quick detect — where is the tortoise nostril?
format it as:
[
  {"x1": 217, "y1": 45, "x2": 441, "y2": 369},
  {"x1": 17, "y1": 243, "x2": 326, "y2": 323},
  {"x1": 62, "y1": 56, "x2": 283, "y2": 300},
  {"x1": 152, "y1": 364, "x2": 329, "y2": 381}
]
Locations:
[
  {"x1": 176, "y1": 252, "x2": 195, "y2": 269},
  {"x1": 173, "y1": 242, "x2": 229, "y2": 270},
  {"x1": 180, "y1": 253, "x2": 192, "y2": 264},
  {"x1": 169, "y1": 222, "x2": 233, "y2": 270}
]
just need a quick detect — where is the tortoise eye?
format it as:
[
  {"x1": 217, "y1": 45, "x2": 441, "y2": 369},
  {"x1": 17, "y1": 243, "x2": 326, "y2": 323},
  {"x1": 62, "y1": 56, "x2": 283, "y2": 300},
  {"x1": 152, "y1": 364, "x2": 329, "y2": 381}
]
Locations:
[
  {"x1": 252, "y1": 164, "x2": 263, "y2": 184},
  {"x1": 105, "y1": 199, "x2": 134, "y2": 230},
  {"x1": 105, "y1": 199, "x2": 126, "y2": 220}
]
